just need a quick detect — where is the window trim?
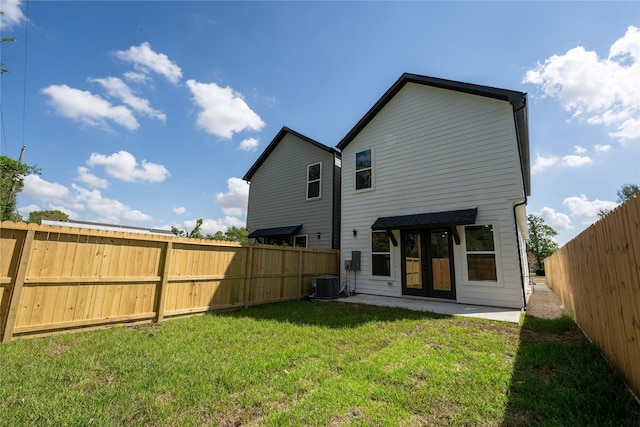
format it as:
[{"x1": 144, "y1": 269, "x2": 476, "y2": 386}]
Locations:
[
  {"x1": 306, "y1": 162, "x2": 322, "y2": 200},
  {"x1": 371, "y1": 230, "x2": 391, "y2": 277},
  {"x1": 355, "y1": 148, "x2": 374, "y2": 192},
  {"x1": 293, "y1": 234, "x2": 308, "y2": 248},
  {"x1": 462, "y1": 223, "x2": 501, "y2": 285}
]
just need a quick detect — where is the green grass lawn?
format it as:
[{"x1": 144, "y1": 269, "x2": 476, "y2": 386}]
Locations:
[{"x1": 1, "y1": 300, "x2": 638, "y2": 426}]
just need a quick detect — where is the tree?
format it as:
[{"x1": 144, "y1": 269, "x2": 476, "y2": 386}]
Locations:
[
  {"x1": 616, "y1": 183, "x2": 639, "y2": 203},
  {"x1": 526, "y1": 214, "x2": 559, "y2": 273},
  {"x1": 27, "y1": 209, "x2": 69, "y2": 224},
  {"x1": 223, "y1": 226, "x2": 248, "y2": 242},
  {"x1": 597, "y1": 183, "x2": 639, "y2": 218},
  {"x1": 1, "y1": 155, "x2": 40, "y2": 221},
  {"x1": 171, "y1": 218, "x2": 204, "y2": 239},
  {"x1": 171, "y1": 221, "x2": 249, "y2": 242}
]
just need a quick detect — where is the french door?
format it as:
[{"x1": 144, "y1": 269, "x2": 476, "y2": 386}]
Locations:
[{"x1": 401, "y1": 228, "x2": 456, "y2": 299}]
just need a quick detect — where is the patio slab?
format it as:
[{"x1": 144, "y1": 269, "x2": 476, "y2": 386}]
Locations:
[{"x1": 333, "y1": 294, "x2": 523, "y2": 323}]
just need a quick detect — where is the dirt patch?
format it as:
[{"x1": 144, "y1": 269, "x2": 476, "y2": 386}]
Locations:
[{"x1": 526, "y1": 281, "x2": 565, "y2": 319}]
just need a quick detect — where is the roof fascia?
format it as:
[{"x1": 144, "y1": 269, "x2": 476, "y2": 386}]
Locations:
[
  {"x1": 336, "y1": 73, "x2": 527, "y2": 150},
  {"x1": 242, "y1": 126, "x2": 337, "y2": 181}
]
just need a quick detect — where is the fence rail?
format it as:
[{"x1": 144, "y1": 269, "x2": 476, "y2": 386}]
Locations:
[
  {"x1": 0, "y1": 221, "x2": 339, "y2": 342},
  {"x1": 545, "y1": 195, "x2": 640, "y2": 397}
]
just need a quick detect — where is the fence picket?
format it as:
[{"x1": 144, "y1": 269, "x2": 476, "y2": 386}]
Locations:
[
  {"x1": 545, "y1": 195, "x2": 640, "y2": 397},
  {"x1": 0, "y1": 222, "x2": 338, "y2": 341}
]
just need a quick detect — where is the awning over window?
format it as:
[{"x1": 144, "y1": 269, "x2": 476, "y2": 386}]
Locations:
[
  {"x1": 248, "y1": 224, "x2": 302, "y2": 239},
  {"x1": 371, "y1": 208, "x2": 477, "y2": 245}
]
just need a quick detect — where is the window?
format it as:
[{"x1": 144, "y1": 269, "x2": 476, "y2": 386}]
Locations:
[
  {"x1": 307, "y1": 163, "x2": 321, "y2": 199},
  {"x1": 294, "y1": 235, "x2": 308, "y2": 248},
  {"x1": 372, "y1": 231, "x2": 390, "y2": 276},
  {"x1": 355, "y1": 149, "x2": 372, "y2": 190},
  {"x1": 464, "y1": 225, "x2": 497, "y2": 281}
]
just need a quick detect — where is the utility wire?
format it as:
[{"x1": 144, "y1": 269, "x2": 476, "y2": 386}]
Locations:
[{"x1": 20, "y1": 0, "x2": 29, "y2": 153}]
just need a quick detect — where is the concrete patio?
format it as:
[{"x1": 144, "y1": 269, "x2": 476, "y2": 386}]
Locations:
[{"x1": 332, "y1": 294, "x2": 523, "y2": 323}]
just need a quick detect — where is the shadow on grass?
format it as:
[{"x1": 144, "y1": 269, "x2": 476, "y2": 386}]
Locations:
[
  {"x1": 502, "y1": 314, "x2": 640, "y2": 426},
  {"x1": 214, "y1": 298, "x2": 453, "y2": 329}
]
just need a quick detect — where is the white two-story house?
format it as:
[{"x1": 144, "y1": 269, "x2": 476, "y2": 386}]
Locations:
[{"x1": 337, "y1": 73, "x2": 530, "y2": 309}]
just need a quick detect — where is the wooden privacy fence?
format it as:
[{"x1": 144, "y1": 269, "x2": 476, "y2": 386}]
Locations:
[
  {"x1": 545, "y1": 195, "x2": 640, "y2": 397},
  {"x1": 0, "y1": 221, "x2": 339, "y2": 342}
]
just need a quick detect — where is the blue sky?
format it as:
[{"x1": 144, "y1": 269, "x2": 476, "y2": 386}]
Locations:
[{"x1": 2, "y1": 1, "x2": 638, "y2": 245}]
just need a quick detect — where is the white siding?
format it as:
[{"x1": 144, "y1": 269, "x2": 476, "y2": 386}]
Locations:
[
  {"x1": 247, "y1": 133, "x2": 337, "y2": 249},
  {"x1": 340, "y1": 83, "x2": 527, "y2": 308}
]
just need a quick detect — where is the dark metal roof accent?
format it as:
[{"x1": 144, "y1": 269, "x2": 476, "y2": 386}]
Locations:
[
  {"x1": 371, "y1": 208, "x2": 478, "y2": 231},
  {"x1": 336, "y1": 73, "x2": 530, "y2": 196},
  {"x1": 247, "y1": 224, "x2": 302, "y2": 239},
  {"x1": 243, "y1": 127, "x2": 338, "y2": 181}
]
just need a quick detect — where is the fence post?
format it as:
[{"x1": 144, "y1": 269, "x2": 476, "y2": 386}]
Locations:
[
  {"x1": 243, "y1": 246, "x2": 254, "y2": 309},
  {"x1": 297, "y1": 250, "x2": 303, "y2": 300},
  {"x1": 3, "y1": 228, "x2": 36, "y2": 343},
  {"x1": 155, "y1": 241, "x2": 173, "y2": 323}
]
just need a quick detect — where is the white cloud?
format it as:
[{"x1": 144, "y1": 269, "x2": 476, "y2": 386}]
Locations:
[
  {"x1": 531, "y1": 154, "x2": 559, "y2": 175},
  {"x1": 76, "y1": 166, "x2": 110, "y2": 189},
  {"x1": 114, "y1": 42, "x2": 182, "y2": 84},
  {"x1": 183, "y1": 216, "x2": 245, "y2": 236},
  {"x1": 71, "y1": 184, "x2": 151, "y2": 223},
  {"x1": 17, "y1": 204, "x2": 41, "y2": 217},
  {"x1": 1, "y1": 0, "x2": 27, "y2": 29},
  {"x1": 594, "y1": 144, "x2": 612, "y2": 153},
  {"x1": 563, "y1": 194, "x2": 618, "y2": 224},
  {"x1": 41, "y1": 84, "x2": 139, "y2": 130},
  {"x1": 215, "y1": 177, "x2": 249, "y2": 216},
  {"x1": 186, "y1": 79, "x2": 265, "y2": 139},
  {"x1": 573, "y1": 145, "x2": 587, "y2": 155},
  {"x1": 21, "y1": 175, "x2": 153, "y2": 224},
  {"x1": 239, "y1": 137, "x2": 260, "y2": 152},
  {"x1": 123, "y1": 71, "x2": 153, "y2": 85},
  {"x1": 90, "y1": 76, "x2": 166, "y2": 122},
  {"x1": 87, "y1": 151, "x2": 170, "y2": 183},
  {"x1": 562, "y1": 154, "x2": 593, "y2": 167},
  {"x1": 539, "y1": 207, "x2": 573, "y2": 231},
  {"x1": 23, "y1": 175, "x2": 70, "y2": 202},
  {"x1": 172, "y1": 206, "x2": 186, "y2": 215},
  {"x1": 523, "y1": 25, "x2": 640, "y2": 143}
]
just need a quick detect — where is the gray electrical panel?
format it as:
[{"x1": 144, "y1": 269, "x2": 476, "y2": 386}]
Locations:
[{"x1": 351, "y1": 250, "x2": 361, "y2": 270}]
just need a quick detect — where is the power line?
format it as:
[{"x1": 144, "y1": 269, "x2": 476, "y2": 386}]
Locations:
[{"x1": 21, "y1": 0, "x2": 29, "y2": 152}]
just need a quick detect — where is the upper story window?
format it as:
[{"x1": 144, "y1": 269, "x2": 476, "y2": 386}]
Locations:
[
  {"x1": 464, "y1": 224, "x2": 497, "y2": 281},
  {"x1": 307, "y1": 162, "x2": 321, "y2": 199},
  {"x1": 355, "y1": 149, "x2": 372, "y2": 190}
]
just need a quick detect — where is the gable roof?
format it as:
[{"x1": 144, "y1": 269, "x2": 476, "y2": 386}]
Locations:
[
  {"x1": 336, "y1": 73, "x2": 530, "y2": 196},
  {"x1": 243, "y1": 126, "x2": 338, "y2": 182}
]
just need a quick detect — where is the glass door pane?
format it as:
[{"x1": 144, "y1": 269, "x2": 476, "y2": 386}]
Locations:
[
  {"x1": 430, "y1": 229, "x2": 451, "y2": 292},
  {"x1": 404, "y1": 232, "x2": 422, "y2": 290}
]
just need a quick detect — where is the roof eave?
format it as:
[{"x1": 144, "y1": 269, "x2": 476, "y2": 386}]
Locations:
[
  {"x1": 337, "y1": 73, "x2": 528, "y2": 150},
  {"x1": 243, "y1": 126, "x2": 337, "y2": 182}
]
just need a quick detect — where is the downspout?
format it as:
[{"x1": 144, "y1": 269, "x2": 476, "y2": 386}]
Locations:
[
  {"x1": 512, "y1": 99, "x2": 528, "y2": 310},
  {"x1": 513, "y1": 199, "x2": 527, "y2": 310}
]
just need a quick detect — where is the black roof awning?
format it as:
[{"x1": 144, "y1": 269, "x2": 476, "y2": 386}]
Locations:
[
  {"x1": 248, "y1": 224, "x2": 302, "y2": 239},
  {"x1": 371, "y1": 208, "x2": 477, "y2": 245}
]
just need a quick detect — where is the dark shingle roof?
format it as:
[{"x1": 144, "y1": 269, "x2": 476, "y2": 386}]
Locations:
[{"x1": 243, "y1": 127, "x2": 338, "y2": 182}]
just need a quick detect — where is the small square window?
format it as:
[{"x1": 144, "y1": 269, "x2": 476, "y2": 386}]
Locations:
[{"x1": 294, "y1": 235, "x2": 308, "y2": 248}]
